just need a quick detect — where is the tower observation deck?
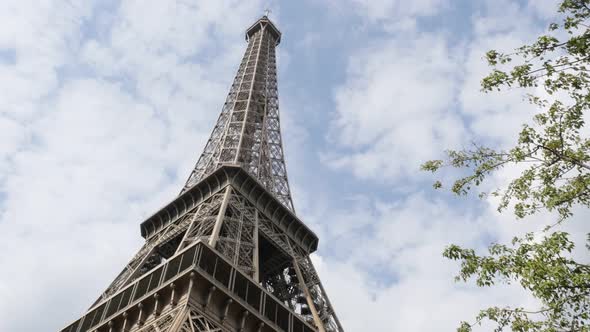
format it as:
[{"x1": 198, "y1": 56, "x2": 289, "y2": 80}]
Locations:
[{"x1": 60, "y1": 15, "x2": 343, "y2": 332}]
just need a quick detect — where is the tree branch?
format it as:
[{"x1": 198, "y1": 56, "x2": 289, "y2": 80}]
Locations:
[{"x1": 536, "y1": 143, "x2": 590, "y2": 170}]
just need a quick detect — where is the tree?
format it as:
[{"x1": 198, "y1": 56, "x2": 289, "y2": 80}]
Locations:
[{"x1": 422, "y1": 1, "x2": 590, "y2": 331}]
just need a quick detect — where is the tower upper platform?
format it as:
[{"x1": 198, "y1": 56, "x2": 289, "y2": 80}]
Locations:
[{"x1": 246, "y1": 15, "x2": 281, "y2": 45}]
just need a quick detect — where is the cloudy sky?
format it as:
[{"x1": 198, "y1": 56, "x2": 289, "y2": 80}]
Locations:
[{"x1": 1, "y1": 1, "x2": 588, "y2": 331}]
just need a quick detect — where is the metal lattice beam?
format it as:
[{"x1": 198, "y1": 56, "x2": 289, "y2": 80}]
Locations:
[
  {"x1": 181, "y1": 17, "x2": 294, "y2": 212},
  {"x1": 92, "y1": 191, "x2": 227, "y2": 305}
]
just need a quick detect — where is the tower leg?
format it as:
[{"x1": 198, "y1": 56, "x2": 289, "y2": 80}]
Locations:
[
  {"x1": 253, "y1": 211, "x2": 260, "y2": 282},
  {"x1": 209, "y1": 187, "x2": 233, "y2": 247},
  {"x1": 292, "y1": 256, "x2": 326, "y2": 332}
]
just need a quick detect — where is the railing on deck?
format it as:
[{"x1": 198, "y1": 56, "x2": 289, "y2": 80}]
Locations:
[{"x1": 61, "y1": 241, "x2": 315, "y2": 332}]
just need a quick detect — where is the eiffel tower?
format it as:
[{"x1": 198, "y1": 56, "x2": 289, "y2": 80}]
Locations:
[{"x1": 60, "y1": 15, "x2": 343, "y2": 332}]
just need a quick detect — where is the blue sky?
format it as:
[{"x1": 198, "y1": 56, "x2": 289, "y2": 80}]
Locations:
[{"x1": 0, "y1": 1, "x2": 588, "y2": 331}]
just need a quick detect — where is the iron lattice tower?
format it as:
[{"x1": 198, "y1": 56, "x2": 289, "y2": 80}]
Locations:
[{"x1": 60, "y1": 15, "x2": 343, "y2": 332}]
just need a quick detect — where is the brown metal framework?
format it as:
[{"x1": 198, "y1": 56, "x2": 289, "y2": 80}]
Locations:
[
  {"x1": 61, "y1": 16, "x2": 343, "y2": 332},
  {"x1": 181, "y1": 16, "x2": 294, "y2": 212}
]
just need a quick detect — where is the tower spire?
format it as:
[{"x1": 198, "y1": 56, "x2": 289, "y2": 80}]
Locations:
[{"x1": 181, "y1": 15, "x2": 293, "y2": 211}]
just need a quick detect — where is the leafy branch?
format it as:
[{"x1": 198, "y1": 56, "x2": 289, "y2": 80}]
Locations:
[{"x1": 422, "y1": 1, "x2": 590, "y2": 331}]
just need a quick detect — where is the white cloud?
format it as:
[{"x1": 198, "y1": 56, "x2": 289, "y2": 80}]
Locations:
[
  {"x1": 324, "y1": 0, "x2": 556, "y2": 180},
  {"x1": 458, "y1": 0, "x2": 551, "y2": 148},
  {"x1": 0, "y1": 1, "x2": 265, "y2": 331},
  {"x1": 304, "y1": 192, "x2": 544, "y2": 332},
  {"x1": 526, "y1": 0, "x2": 560, "y2": 20},
  {"x1": 310, "y1": 193, "x2": 588, "y2": 331},
  {"x1": 0, "y1": 1, "x2": 93, "y2": 119},
  {"x1": 0, "y1": 78, "x2": 171, "y2": 331},
  {"x1": 341, "y1": 0, "x2": 448, "y2": 31},
  {"x1": 313, "y1": 0, "x2": 588, "y2": 331},
  {"x1": 325, "y1": 33, "x2": 465, "y2": 181},
  {"x1": 79, "y1": 0, "x2": 267, "y2": 180}
]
